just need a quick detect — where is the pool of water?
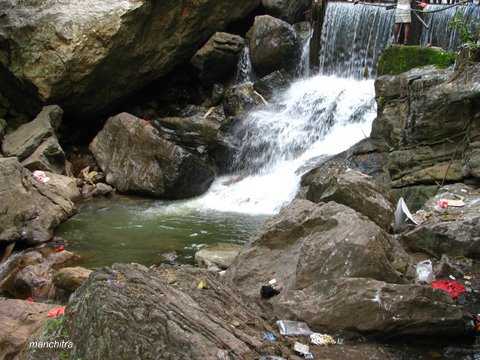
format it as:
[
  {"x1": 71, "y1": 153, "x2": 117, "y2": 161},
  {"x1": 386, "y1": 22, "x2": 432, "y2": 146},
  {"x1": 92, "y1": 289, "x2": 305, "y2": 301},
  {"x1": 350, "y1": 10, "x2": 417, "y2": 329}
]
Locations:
[{"x1": 56, "y1": 195, "x2": 267, "y2": 269}]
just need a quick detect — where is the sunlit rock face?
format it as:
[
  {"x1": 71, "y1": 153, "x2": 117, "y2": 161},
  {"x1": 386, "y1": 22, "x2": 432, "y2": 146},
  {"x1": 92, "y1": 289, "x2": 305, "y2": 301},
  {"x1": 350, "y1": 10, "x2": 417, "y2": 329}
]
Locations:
[{"x1": 0, "y1": 0, "x2": 260, "y2": 118}]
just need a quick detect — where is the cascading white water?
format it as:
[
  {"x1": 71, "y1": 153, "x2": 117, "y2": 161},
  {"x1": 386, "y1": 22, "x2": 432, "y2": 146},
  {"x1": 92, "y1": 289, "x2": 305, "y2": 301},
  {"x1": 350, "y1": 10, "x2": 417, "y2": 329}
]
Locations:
[
  {"x1": 235, "y1": 46, "x2": 255, "y2": 84},
  {"x1": 190, "y1": 76, "x2": 376, "y2": 215},
  {"x1": 420, "y1": 4, "x2": 480, "y2": 51},
  {"x1": 179, "y1": 1, "x2": 392, "y2": 216},
  {"x1": 319, "y1": 2, "x2": 395, "y2": 78}
]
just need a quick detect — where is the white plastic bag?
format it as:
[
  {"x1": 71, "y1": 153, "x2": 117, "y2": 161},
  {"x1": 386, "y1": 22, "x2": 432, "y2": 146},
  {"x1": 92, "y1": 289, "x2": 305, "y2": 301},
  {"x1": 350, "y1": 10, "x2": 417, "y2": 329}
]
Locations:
[
  {"x1": 276, "y1": 320, "x2": 312, "y2": 336},
  {"x1": 416, "y1": 260, "x2": 434, "y2": 284}
]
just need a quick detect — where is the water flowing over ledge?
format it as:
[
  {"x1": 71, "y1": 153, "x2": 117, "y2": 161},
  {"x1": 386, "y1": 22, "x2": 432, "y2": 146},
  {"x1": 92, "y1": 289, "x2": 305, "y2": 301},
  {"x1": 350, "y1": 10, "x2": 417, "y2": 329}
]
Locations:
[{"x1": 189, "y1": 75, "x2": 376, "y2": 215}]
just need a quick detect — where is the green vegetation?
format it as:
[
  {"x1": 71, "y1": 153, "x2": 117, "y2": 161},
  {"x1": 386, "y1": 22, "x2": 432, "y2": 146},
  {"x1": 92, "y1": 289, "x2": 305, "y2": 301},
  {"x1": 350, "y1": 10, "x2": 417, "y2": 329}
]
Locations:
[
  {"x1": 377, "y1": 45, "x2": 456, "y2": 76},
  {"x1": 449, "y1": 12, "x2": 480, "y2": 50}
]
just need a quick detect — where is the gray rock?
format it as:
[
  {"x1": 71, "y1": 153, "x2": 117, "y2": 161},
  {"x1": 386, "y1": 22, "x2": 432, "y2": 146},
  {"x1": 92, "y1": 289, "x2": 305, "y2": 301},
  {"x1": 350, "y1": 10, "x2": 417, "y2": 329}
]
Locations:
[
  {"x1": 53, "y1": 266, "x2": 92, "y2": 294},
  {"x1": 401, "y1": 183, "x2": 480, "y2": 259},
  {"x1": 0, "y1": 118, "x2": 6, "y2": 142},
  {"x1": 247, "y1": 15, "x2": 301, "y2": 77},
  {"x1": 227, "y1": 200, "x2": 405, "y2": 299},
  {"x1": 253, "y1": 70, "x2": 290, "y2": 100},
  {"x1": 191, "y1": 32, "x2": 245, "y2": 84},
  {"x1": 90, "y1": 113, "x2": 215, "y2": 199},
  {"x1": 300, "y1": 163, "x2": 395, "y2": 231},
  {"x1": 21, "y1": 136, "x2": 66, "y2": 174},
  {"x1": 42, "y1": 172, "x2": 81, "y2": 202},
  {"x1": 0, "y1": 0, "x2": 260, "y2": 118},
  {"x1": 223, "y1": 83, "x2": 265, "y2": 118},
  {"x1": 1, "y1": 106, "x2": 63, "y2": 160},
  {"x1": 92, "y1": 183, "x2": 114, "y2": 197},
  {"x1": 371, "y1": 64, "x2": 480, "y2": 187},
  {"x1": 66, "y1": 264, "x2": 294, "y2": 359},
  {"x1": 261, "y1": 0, "x2": 311, "y2": 23},
  {"x1": 1, "y1": 247, "x2": 76, "y2": 300},
  {"x1": 0, "y1": 158, "x2": 76, "y2": 244},
  {"x1": 195, "y1": 243, "x2": 243, "y2": 270},
  {"x1": 275, "y1": 277, "x2": 465, "y2": 337}
]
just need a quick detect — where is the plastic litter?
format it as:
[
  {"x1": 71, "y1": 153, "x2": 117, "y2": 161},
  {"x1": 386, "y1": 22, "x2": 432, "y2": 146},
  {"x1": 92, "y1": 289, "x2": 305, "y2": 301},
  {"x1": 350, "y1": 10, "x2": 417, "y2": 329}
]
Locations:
[
  {"x1": 416, "y1": 260, "x2": 434, "y2": 284},
  {"x1": 276, "y1": 320, "x2": 313, "y2": 336},
  {"x1": 310, "y1": 333, "x2": 336, "y2": 346},
  {"x1": 294, "y1": 342, "x2": 314, "y2": 359},
  {"x1": 54, "y1": 245, "x2": 65, "y2": 253},
  {"x1": 432, "y1": 280, "x2": 466, "y2": 300},
  {"x1": 32, "y1": 170, "x2": 50, "y2": 184},
  {"x1": 259, "y1": 357, "x2": 286, "y2": 360},
  {"x1": 263, "y1": 332, "x2": 277, "y2": 342},
  {"x1": 446, "y1": 199, "x2": 465, "y2": 207},
  {"x1": 197, "y1": 279, "x2": 208, "y2": 289},
  {"x1": 436, "y1": 199, "x2": 449, "y2": 209},
  {"x1": 47, "y1": 306, "x2": 65, "y2": 318},
  {"x1": 394, "y1": 197, "x2": 418, "y2": 230}
]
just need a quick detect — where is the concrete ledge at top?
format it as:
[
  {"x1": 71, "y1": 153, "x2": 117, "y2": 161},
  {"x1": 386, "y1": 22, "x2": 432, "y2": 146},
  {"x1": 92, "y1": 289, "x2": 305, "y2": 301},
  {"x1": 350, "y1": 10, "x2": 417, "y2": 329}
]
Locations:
[{"x1": 0, "y1": 0, "x2": 260, "y2": 118}]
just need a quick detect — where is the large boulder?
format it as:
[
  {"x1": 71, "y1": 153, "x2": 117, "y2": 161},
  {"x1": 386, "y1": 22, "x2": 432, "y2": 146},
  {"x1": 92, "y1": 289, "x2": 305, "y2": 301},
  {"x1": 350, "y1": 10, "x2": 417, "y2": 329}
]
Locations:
[
  {"x1": 401, "y1": 183, "x2": 480, "y2": 259},
  {"x1": 53, "y1": 267, "x2": 92, "y2": 294},
  {"x1": 0, "y1": 0, "x2": 261, "y2": 118},
  {"x1": 66, "y1": 264, "x2": 294, "y2": 359},
  {"x1": 247, "y1": 15, "x2": 301, "y2": 77},
  {"x1": 191, "y1": 32, "x2": 245, "y2": 84},
  {"x1": 0, "y1": 157, "x2": 75, "y2": 244},
  {"x1": 300, "y1": 163, "x2": 395, "y2": 231},
  {"x1": 275, "y1": 277, "x2": 465, "y2": 337},
  {"x1": 253, "y1": 70, "x2": 290, "y2": 100},
  {"x1": 227, "y1": 199, "x2": 467, "y2": 337},
  {"x1": 261, "y1": 0, "x2": 310, "y2": 23},
  {"x1": 153, "y1": 105, "x2": 234, "y2": 170},
  {"x1": 227, "y1": 200, "x2": 406, "y2": 298},
  {"x1": 0, "y1": 298, "x2": 59, "y2": 360},
  {"x1": 371, "y1": 63, "x2": 480, "y2": 189},
  {"x1": 90, "y1": 113, "x2": 215, "y2": 199},
  {"x1": 1, "y1": 106, "x2": 66, "y2": 174}
]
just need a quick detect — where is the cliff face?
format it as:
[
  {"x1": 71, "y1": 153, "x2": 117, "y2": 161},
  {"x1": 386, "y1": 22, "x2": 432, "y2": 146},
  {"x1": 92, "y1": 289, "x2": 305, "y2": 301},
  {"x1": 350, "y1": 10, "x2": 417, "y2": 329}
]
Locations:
[{"x1": 0, "y1": 0, "x2": 260, "y2": 119}]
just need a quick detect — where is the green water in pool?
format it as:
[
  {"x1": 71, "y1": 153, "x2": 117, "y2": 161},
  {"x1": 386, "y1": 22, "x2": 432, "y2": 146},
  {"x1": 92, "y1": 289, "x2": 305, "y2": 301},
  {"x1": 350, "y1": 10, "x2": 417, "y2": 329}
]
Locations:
[{"x1": 56, "y1": 196, "x2": 267, "y2": 269}]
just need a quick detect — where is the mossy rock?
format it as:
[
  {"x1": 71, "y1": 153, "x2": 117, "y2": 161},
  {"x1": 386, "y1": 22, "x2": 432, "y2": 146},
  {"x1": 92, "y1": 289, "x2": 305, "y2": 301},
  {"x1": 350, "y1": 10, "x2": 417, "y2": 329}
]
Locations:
[{"x1": 377, "y1": 45, "x2": 456, "y2": 76}]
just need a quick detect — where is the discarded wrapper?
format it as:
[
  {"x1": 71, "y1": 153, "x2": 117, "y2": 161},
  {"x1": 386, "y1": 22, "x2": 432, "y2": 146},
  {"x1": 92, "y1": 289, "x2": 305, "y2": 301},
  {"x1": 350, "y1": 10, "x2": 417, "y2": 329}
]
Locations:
[
  {"x1": 310, "y1": 333, "x2": 336, "y2": 346},
  {"x1": 276, "y1": 320, "x2": 313, "y2": 336},
  {"x1": 394, "y1": 197, "x2": 418, "y2": 231},
  {"x1": 294, "y1": 342, "x2": 313, "y2": 358},
  {"x1": 32, "y1": 170, "x2": 50, "y2": 184},
  {"x1": 416, "y1": 260, "x2": 434, "y2": 285}
]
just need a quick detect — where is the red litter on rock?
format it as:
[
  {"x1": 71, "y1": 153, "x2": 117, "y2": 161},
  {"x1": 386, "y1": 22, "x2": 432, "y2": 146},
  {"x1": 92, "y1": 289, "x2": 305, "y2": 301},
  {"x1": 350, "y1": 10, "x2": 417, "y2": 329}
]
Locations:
[
  {"x1": 431, "y1": 280, "x2": 466, "y2": 300},
  {"x1": 26, "y1": 297, "x2": 34, "y2": 303},
  {"x1": 54, "y1": 245, "x2": 65, "y2": 253},
  {"x1": 437, "y1": 199, "x2": 449, "y2": 209},
  {"x1": 47, "y1": 306, "x2": 66, "y2": 318}
]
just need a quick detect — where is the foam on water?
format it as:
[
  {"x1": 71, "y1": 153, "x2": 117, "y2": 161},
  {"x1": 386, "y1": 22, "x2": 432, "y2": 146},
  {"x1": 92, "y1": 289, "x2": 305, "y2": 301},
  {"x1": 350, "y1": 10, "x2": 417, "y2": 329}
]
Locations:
[{"x1": 184, "y1": 75, "x2": 376, "y2": 215}]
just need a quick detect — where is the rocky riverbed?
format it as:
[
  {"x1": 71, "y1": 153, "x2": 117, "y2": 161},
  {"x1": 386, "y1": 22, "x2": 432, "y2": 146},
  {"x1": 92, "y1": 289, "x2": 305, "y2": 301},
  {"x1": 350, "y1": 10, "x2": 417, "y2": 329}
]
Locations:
[{"x1": 1, "y1": 0, "x2": 480, "y2": 359}]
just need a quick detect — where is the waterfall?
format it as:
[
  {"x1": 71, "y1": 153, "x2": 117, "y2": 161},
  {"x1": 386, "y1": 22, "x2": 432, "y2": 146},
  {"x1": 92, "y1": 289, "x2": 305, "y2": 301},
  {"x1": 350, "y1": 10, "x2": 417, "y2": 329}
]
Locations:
[
  {"x1": 420, "y1": 4, "x2": 480, "y2": 51},
  {"x1": 190, "y1": 76, "x2": 376, "y2": 215},
  {"x1": 319, "y1": 2, "x2": 395, "y2": 78},
  {"x1": 298, "y1": 27, "x2": 314, "y2": 78},
  {"x1": 235, "y1": 46, "x2": 255, "y2": 84}
]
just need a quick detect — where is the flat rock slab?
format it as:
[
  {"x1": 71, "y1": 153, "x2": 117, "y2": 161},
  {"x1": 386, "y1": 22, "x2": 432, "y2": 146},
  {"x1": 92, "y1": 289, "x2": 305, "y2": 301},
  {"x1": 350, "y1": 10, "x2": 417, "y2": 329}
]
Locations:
[
  {"x1": 195, "y1": 243, "x2": 243, "y2": 269},
  {"x1": 67, "y1": 264, "x2": 294, "y2": 360}
]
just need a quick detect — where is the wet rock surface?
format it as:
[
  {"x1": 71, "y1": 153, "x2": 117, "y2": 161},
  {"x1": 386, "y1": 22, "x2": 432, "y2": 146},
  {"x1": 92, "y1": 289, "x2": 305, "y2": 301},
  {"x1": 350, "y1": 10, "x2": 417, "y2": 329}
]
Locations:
[
  {"x1": 261, "y1": 0, "x2": 310, "y2": 23},
  {"x1": 90, "y1": 113, "x2": 215, "y2": 199},
  {"x1": 0, "y1": 157, "x2": 75, "y2": 244}
]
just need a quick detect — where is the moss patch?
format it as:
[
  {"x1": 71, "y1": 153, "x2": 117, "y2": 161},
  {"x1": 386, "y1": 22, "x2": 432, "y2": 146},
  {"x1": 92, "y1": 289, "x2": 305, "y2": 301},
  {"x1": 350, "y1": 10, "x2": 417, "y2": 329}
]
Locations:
[{"x1": 377, "y1": 45, "x2": 456, "y2": 76}]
